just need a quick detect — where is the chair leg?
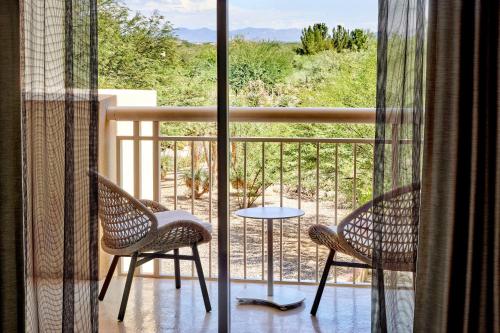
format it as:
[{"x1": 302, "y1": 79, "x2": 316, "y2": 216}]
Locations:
[
  {"x1": 118, "y1": 252, "x2": 138, "y2": 321},
  {"x1": 98, "y1": 255, "x2": 120, "y2": 301},
  {"x1": 376, "y1": 268, "x2": 388, "y2": 332},
  {"x1": 311, "y1": 250, "x2": 335, "y2": 316},
  {"x1": 192, "y1": 244, "x2": 211, "y2": 312},
  {"x1": 174, "y1": 248, "x2": 181, "y2": 289}
]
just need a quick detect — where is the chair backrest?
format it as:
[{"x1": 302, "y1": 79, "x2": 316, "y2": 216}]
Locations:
[
  {"x1": 337, "y1": 184, "x2": 420, "y2": 271},
  {"x1": 96, "y1": 173, "x2": 158, "y2": 253}
]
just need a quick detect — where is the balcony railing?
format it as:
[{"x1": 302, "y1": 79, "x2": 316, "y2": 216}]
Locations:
[{"x1": 98, "y1": 96, "x2": 376, "y2": 287}]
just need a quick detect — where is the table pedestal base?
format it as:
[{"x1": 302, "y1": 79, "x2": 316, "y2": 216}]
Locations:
[
  {"x1": 233, "y1": 209, "x2": 306, "y2": 312},
  {"x1": 236, "y1": 291, "x2": 305, "y2": 311}
]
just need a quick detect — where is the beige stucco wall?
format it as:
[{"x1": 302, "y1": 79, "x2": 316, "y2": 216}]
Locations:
[{"x1": 97, "y1": 89, "x2": 157, "y2": 279}]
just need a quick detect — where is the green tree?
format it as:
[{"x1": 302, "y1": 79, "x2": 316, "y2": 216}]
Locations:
[
  {"x1": 298, "y1": 23, "x2": 332, "y2": 55},
  {"x1": 98, "y1": 0, "x2": 179, "y2": 91},
  {"x1": 331, "y1": 25, "x2": 350, "y2": 52}
]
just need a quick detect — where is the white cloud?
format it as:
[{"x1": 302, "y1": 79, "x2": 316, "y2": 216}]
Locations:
[
  {"x1": 128, "y1": 0, "x2": 215, "y2": 14},
  {"x1": 125, "y1": 2, "x2": 313, "y2": 29}
]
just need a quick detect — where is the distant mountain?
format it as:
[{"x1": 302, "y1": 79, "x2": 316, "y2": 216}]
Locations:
[
  {"x1": 175, "y1": 28, "x2": 216, "y2": 44},
  {"x1": 231, "y1": 28, "x2": 302, "y2": 43},
  {"x1": 174, "y1": 27, "x2": 302, "y2": 44}
]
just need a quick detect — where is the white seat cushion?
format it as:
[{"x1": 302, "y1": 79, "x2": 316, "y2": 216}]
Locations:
[{"x1": 155, "y1": 210, "x2": 212, "y2": 233}]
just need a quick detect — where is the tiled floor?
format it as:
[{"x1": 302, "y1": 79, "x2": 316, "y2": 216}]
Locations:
[{"x1": 99, "y1": 277, "x2": 371, "y2": 333}]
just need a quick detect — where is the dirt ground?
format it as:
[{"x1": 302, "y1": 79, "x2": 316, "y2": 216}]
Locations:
[{"x1": 157, "y1": 173, "x2": 371, "y2": 284}]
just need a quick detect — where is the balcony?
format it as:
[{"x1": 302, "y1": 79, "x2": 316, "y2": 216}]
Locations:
[{"x1": 97, "y1": 92, "x2": 375, "y2": 332}]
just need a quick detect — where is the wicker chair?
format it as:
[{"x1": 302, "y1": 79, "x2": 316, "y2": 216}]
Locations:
[
  {"x1": 308, "y1": 184, "x2": 420, "y2": 316},
  {"x1": 95, "y1": 173, "x2": 212, "y2": 321}
]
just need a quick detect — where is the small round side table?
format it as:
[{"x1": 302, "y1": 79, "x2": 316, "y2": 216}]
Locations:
[{"x1": 234, "y1": 206, "x2": 305, "y2": 311}]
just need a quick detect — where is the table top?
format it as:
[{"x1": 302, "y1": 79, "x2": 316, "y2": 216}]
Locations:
[{"x1": 235, "y1": 207, "x2": 305, "y2": 220}]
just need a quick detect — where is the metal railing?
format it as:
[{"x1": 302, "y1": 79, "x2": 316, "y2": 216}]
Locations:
[{"x1": 104, "y1": 104, "x2": 375, "y2": 286}]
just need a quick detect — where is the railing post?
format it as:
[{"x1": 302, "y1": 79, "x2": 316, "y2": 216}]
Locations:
[
  {"x1": 133, "y1": 121, "x2": 140, "y2": 198},
  {"x1": 153, "y1": 120, "x2": 160, "y2": 276},
  {"x1": 153, "y1": 121, "x2": 160, "y2": 202}
]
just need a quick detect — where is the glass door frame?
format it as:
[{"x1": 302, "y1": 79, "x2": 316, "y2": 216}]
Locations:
[{"x1": 216, "y1": 0, "x2": 230, "y2": 332}]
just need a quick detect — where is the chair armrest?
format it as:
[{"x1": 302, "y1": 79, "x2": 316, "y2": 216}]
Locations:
[
  {"x1": 308, "y1": 224, "x2": 346, "y2": 253},
  {"x1": 139, "y1": 199, "x2": 168, "y2": 213}
]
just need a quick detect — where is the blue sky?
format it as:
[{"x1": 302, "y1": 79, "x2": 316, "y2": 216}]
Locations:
[{"x1": 122, "y1": 0, "x2": 378, "y2": 31}]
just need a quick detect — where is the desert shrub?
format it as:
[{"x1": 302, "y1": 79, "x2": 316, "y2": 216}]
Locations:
[
  {"x1": 229, "y1": 141, "x2": 279, "y2": 208},
  {"x1": 229, "y1": 37, "x2": 294, "y2": 92},
  {"x1": 349, "y1": 29, "x2": 370, "y2": 51},
  {"x1": 184, "y1": 168, "x2": 210, "y2": 199}
]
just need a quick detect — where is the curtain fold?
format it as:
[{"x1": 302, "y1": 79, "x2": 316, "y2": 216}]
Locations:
[
  {"x1": 0, "y1": 0, "x2": 24, "y2": 332},
  {"x1": 373, "y1": 0, "x2": 425, "y2": 332},
  {"x1": 414, "y1": 0, "x2": 500, "y2": 332},
  {"x1": 21, "y1": 0, "x2": 99, "y2": 331}
]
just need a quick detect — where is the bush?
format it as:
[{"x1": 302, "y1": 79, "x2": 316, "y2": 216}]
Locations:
[
  {"x1": 230, "y1": 141, "x2": 277, "y2": 208},
  {"x1": 349, "y1": 29, "x2": 369, "y2": 51},
  {"x1": 229, "y1": 37, "x2": 294, "y2": 92},
  {"x1": 184, "y1": 168, "x2": 210, "y2": 199}
]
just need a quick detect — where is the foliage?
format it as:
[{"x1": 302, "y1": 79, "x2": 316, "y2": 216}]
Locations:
[
  {"x1": 229, "y1": 37, "x2": 294, "y2": 93},
  {"x1": 298, "y1": 23, "x2": 332, "y2": 55},
  {"x1": 98, "y1": 0, "x2": 179, "y2": 92},
  {"x1": 98, "y1": 1, "x2": 378, "y2": 205},
  {"x1": 332, "y1": 25, "x2": 350, "y2": 51},
  {"x1": 160, "y1": 155, "x2": 170, "y2": 180},
  {"x1": 184, "y1": 169, "x2": 210, "y2": 199},
  {"x1": 349, "y1": 29, "x2": 370, "y2": 51},
  {"x1": 294, "y1": 40, "x2": 377, "y2": 107},
  {"x1": 298, "y1": 23, "x2": 370, "y2": 55}
]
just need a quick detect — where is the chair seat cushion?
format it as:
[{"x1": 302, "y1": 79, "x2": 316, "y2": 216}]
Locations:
[{"x1": 155, "y1": 210, "x2": 212, "y2": 234}]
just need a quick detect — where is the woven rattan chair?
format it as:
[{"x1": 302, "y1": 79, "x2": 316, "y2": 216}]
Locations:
[
  {"x1": 95, "y1": 173, "x2": 212, "y2": 321},
  {"x1": 308, "y1": 184, "x2": 420, "y2": 316}
]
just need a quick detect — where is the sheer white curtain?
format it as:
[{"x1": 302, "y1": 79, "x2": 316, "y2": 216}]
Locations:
[
  {"x1": 21, "y1": 0, "x2": 99, "y2": 331},
  {"x1": 372, "y1": 0, "x2": 425, "y2": 332}
]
